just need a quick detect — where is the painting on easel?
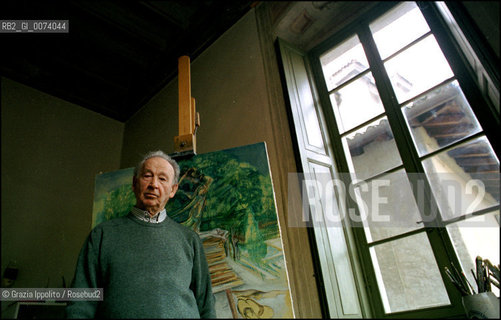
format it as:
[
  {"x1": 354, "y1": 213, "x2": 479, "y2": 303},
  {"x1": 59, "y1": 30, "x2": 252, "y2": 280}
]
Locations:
[
  {"x1": 91, "y1": 167, "x2": 135, "y2": 228},
  {"x1": 91, "y1": 142, "x2": 293, "y2": 318}
]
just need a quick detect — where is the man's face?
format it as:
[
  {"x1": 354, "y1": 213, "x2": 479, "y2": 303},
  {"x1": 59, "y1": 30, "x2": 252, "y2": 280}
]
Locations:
[{"x1": 132, "y1": 157, "x2": 178, "y2": 215}]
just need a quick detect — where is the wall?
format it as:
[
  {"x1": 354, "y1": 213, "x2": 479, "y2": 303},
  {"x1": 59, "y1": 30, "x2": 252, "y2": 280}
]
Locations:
[
  {"x1": 462, "y1": 1, "x2": 500, "y2": 58},
  {"x1": 121, "y1": 7, "x2": 323, "y2": 318},
  {"x1": 121, "y1": 12, "x2": 270, "y2": 159},
  {"x1": 1, "y1": 78, "x2": 124, "y2": 294}
]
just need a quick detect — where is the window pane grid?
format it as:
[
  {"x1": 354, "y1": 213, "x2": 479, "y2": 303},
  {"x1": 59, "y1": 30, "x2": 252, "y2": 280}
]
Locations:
[
  {"x1": 417, "y1": 131, "x2": 486, "y2": 162},
  {"x1": 395, "y1": 77, "x2": 458, "y2": 108},
  {"x1": 351, "y1": 164, "x2": 406, "y2": 188},
  {"x1": 361, "y1": 208, "x2": 501, "y2": 248},
  {"x1": 369, "y1": 232, "x2": 450, "y2": 313},
  {"x1": 329, "y1": 72, "x2": 386, "y2": 133},
  {"x1": 380, "y1": 31, "x2": 432, "y2": 64},
  {"x1": 441, "y1": 204, "x2": 500, "y2": 226},
  {"x1": 370, "y1": 2, "x2": 431, "y2": 60},
  {"x1": 320, "y1": 34, "x2": 370, "y2": 91},
  {"x1": 342, "y1": 116, "x2": 403, "y2": 181},
  {"x1": 363, "y1": 9, "x2": 462, "y2": 315},
  {"x1": 356, "y1": 170, "x2": 427, "y2": 243},
  {"x1": 310, "y1": 1, "x2": 499, "y2": 317},
  {"x1": 422, "y1": 136, "x2": 500, "y2": 221},
  {"x1": 402, "y1": 80, "x2": 484, "y2": 157},
  {"x1": 327, "y1": 69, "x2": 371, "y2": 95},
  {"x1": 339, "y1": 112, "x2": 387, "y2": 139},
  {"x1": 366, "y1": 227, "x2": 426, "y2": 248},
  {"x1": 384, "y1": 34, "x2": 455, "y2": 104}
]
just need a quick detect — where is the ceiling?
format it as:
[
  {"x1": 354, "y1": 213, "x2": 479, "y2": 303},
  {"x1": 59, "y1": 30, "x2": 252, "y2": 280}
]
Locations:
[{"x1": 0, "y1": 0, "x2": 255, "y2": 122}]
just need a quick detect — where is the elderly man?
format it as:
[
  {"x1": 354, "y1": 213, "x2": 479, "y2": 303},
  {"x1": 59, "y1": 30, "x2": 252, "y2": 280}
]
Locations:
[{"x1": 66, "y1": 151, "x2": 216, "y2": 318}]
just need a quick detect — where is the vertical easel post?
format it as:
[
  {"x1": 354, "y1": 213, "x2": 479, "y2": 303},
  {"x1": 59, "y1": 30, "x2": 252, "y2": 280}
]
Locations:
[
  {"x1": 178, "y1": 55, "x2": 192, "y2": 136},
  {"x1": 174, "y1": 56, "x2": 198, "y2": 156}
]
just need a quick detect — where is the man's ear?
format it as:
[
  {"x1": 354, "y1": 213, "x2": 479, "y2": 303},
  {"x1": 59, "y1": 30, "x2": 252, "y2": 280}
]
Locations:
[{"x1": 169, "y1": 183, "x2": 179, "y2": 198}]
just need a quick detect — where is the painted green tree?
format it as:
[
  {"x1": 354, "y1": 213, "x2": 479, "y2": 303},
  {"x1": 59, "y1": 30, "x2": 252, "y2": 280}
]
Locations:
[
  {"x1": 98, "y1": 184, "x2": 135, "y2": 225},
  {"x1": 166, "y1": 149, "x2": 278, "y2": 263}
]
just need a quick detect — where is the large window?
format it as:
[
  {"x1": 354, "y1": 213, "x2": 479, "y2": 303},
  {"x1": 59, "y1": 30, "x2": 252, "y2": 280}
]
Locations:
[{"x1": 279, "y1": 1, "x2": 499, "y2": 318}]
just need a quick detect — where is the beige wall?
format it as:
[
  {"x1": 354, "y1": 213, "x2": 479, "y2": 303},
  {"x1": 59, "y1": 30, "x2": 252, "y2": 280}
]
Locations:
[
  {"x1": 121, "y1": 11, "x2": 270, "y2": 161},
  {"x1": 1, "y1": 77, "x2": 124, "y2": 291},
  {"x1": 121, "y1": 8, "x2": 322, "y2": 318}
]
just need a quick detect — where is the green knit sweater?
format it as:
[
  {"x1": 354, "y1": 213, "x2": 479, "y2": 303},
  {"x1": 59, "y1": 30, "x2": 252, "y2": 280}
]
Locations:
[{"x1": 65, "y1": 212, "x2": 216, "y2": 318}]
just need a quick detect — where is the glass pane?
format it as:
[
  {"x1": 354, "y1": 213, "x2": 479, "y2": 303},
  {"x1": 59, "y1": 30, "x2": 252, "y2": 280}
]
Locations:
[
  {"x1": 320, "y1": 35, "x2": 369, "y2": 91},
  {"x1": 354, "y1": 169, "x2": 424, "y2": 243},
  {"x1": 329, "y1": 73, "x2": 385, "y2": 133},
  {"x1": 370, "y1": 232, "x2": 450, "y2": 313},
  {"x1": 447, "y1": 210, "x2": 500, "y2": 297},
  {"x1": 370, "y1": 2, "x2": 431, "y2": 60},
  {"x1": 385, "y1": 35, "x2": 454, "y2": 104},
  {"x1": 402, "y1": 81, "x2": 483, "y2": 156},
  {"x1": 342, "y1": 117, "x2": 402, "y2": 181},
  {"x1": 422, "y1": 136, "x2": 500, "y2": 221}
]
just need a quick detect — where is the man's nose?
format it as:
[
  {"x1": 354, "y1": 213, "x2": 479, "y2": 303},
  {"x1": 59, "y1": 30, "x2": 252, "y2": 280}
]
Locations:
[{"x1": 148, "y1": 177, "x2": 159, "y2": 188}]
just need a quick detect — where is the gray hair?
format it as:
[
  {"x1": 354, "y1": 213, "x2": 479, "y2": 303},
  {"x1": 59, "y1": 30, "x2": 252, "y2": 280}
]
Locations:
[{"x1": 134, "y1": 150, "x2": 180, "y2": 184}]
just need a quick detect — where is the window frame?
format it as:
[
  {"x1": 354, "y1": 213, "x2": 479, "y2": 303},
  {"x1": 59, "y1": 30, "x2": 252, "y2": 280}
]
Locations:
[
  {"x1": 440, "y1": 1, "x2": 500, "y2": 106},
  {"x1": 301, "y1": 1, "x2": 499, "y2": 318}
]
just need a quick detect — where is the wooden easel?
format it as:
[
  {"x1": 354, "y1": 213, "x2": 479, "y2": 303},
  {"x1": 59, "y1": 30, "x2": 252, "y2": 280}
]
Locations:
[{"x1": 173, "y1": 56, "x2": 200, "y2": 158}]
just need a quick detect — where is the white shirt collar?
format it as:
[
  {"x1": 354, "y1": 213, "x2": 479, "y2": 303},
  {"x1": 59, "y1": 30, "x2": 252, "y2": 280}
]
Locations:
[{"x1": 131, "y1": 207, "x2": 167, "y2": 224}]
